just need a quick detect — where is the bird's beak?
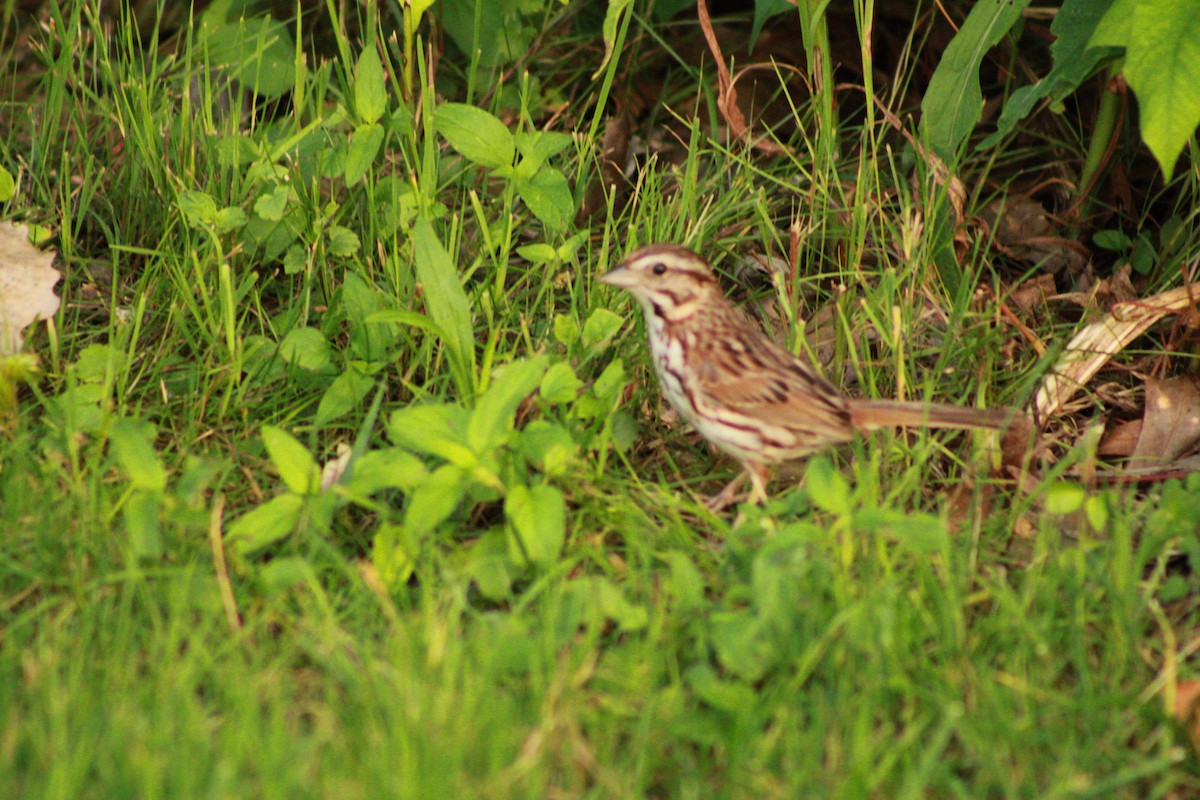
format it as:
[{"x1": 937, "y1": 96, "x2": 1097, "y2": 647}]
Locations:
[{"x1": 598, "y1": 261, "x2": 636, "y2": 288}]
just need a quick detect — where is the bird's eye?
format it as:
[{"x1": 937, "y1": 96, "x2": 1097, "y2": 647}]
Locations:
[{"x1": 651, "y1": 262, "x2": 667, "y2": 276}]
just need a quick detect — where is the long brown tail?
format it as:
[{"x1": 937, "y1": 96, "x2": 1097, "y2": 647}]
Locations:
[{"x1": 847, "y1": 398, "x2": 1014, "y2": 432}]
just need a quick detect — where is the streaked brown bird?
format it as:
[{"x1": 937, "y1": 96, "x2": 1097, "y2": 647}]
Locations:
[{"x1": 600, "y1": 244, "x2": 1012, "y2": 509}]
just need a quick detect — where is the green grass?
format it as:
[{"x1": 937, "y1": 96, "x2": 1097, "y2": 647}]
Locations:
[{"x1": 1, "y1": 2, "x2": 1198, "y2": 798}]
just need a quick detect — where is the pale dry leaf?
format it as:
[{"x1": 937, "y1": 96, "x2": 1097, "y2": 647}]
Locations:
[
  {"x1": 1129, "y1": 377, "x2": 1200, "y2": 466},
  {"x1": 1033, "y1": 285, "x2": 1200, "y2": 418},
  {"x1": 0, "y1": 221, "x2": 61, "y2": 354}
]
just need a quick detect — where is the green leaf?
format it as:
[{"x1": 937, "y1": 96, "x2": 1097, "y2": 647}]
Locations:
[
  {"x1": 345, "y1": 122, "x2": 384, "y2": 185},
  {"x1": 109, "y1": 418, "x2": 167, "y2": 492},
  {"x1": 981, "y1": 0, "x2": 1121, "y2": 149},
  {"x1": 343, "y1": 448, "x2": 428, "y2": 495},
  {"x1": 515, "y1": 168, "x2": 573, "y2": 232},
  {"x1": 920, "y1": 0, "x2": 1031, "y2": 159},
  {"x1": 213, "y1": 206, "x2": 248, "y2": 233},
  {"x1": 1122, "y1": 0, "x2": 1200, "y2": 178},
  {"x1": 405, "y1": 464, "x2": 468, "y2": 536},
  {"x1": 197, "y1": 0, "x2": 296, "y2": 99},
  {"x1": 258, "y1": 556, "x2": 317, "y2": 596},
  {"x1": 412, "y1": 218, "x2": 476, "y2": 395},
  {"x1": 227, "y1": 493, "x2": 305, "y2": 554},
  {"x1": 315, "y1": 367, "x2": 374, "y2": 426},
  {"x1": 516, "y1": 420, "x2": 577, "y2": 476},
  {"x1": 261, "y1": 425, "x2": 318, "y2": 495},
  {"x1": 594, "y1": 0, "x2": 633, "y2": 79},
  {"x1": 563, "y1": 576, "x2": 648, "y2": 631},
  {"x1": 514, "y1": 130, "x2": 574, "y2": 170},
  {"x1": 553, "y1": 313, "x2": 580, "y2": 347},
  {"x1": 388, "y1": 403, "x2": 476, "y2": 467},
  {"x1": 278, "y1": 327, "x2": 336, "y2": 374},
  {"x1": 343, "y1": 272, "x2": 396, "y2": 361},
  {"x1": 254, "y1": 185, "x2": 290, "y2": 221},
  {"x1": 1045, "y1": 481, "x2": 1086, "y2": 514},
  {"x1": 178, "y1": 190, "x2": 218, "y2": 227},
  {"x1": 433, "y1": 103, "x2": 515, "y2": 169},
  {"x1": 468, "y1": 357, "x2": 549, "y2": 453},
  {"x1": 326, "y1": 225, "x2": 360, "y2": 257},
  {"x1": 581, "y1": 308, "x2": 623, "y2": 350},
  {"x1": 805, "y1": 457, "x2": 851, "y2": 516},
  {"x1": 505, "y1": 484, "x2": 566, "y2": 566},
  {"x1": 372, "y1": 522, "x2": 417, "y2": 588},
  {"x1": 0, "y1": 165, "x2": 14, "y2": 202},
  {"x1": 124, "y1": 490, "x2": 163, "y2": 559},
  {"x1": 467, "y1": 532, "x2": 512, "y2": 601},
  {"x1": 539, "y1": 362, "x2": 583, "y2": 405},
  {"x1": 354, "y1": 46, "x2": 387, "y2": 123}
]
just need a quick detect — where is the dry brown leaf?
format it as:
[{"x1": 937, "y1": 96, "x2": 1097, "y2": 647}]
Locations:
[
  {"x1": 977, "y1": 196, "x2": 1088, "y2": 275},
  {"x1": 695, "y1": 0, "x2": 788, "y2": 156},
  {"x1": 1033, "y1": 284, "x2": 1200, "y2": 418},
  {"x1": 1129, "y1": 377, "x2": 1200, "y2": 466},
  {"x1": 1174, "y1": 680, "x2": 1200, "y2": 749},
  {"x1": 1098, "y1": 418, "x2": 1142, "y2": 458},
  {"x1": 0, "y1": 222, "x2": 60, "y2": 354}
]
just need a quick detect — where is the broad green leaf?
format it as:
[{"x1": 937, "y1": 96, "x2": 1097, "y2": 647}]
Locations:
[
  {"x1": 315, "y1": 367, "x2": 374, "y2": 426},
  {"x1": 563, "y1": 576, "x2": 648, "y2": 631},
  {"x1": 227, "y1": 493, "x2": 305, "y2": 554},
  {"x1": 345, "y1": 122, "x2": 384, "y2": 185},
  {"x1": 539, "y1": 362, "x2": 583, "y2": 405},
  {"x1": 258, "y1": 556, "x2": 317, "y2": 596},
  {"x1": 110, "y1": 418, "x2": 167, "y2": 492},
  {"x1": 388, "y1": 403, "x2": 475, "y2": 466},
  {"x1": 805, "y1": 456, "x2": 851, "y2": 516},
  {"x1": 178, "y1": 190, "x2": 218, "y2": 227},
  {"x1": 553, "y1": 313, "x2": 580, "y2": 347},
  {"x1": 0, "y1": 165, "x2": 14, "y2": 202},
  {"x1": 1123, "y1": 0, "x2": 1200, "y2": 178},
  {"x1": 514, "y1": 130, "x2": 574, "y2": 171},
  {"x1": 515, "y1": 168, "x2": 572, "y2": 232},
  {"x1": 711, "y1": 610, "x2": 774, "y2": 682},
  {"x1": 343, "y1": 272, "x2": 396, "y2": 361},
  {"x1": 354, "y1": 46, "x2": 387, "y2": 123},
  {"x1": 505, "y1": 484, "x2": 565, "y2": 566},
  {"x1": 982, "y1": 0, "x2": 1121, "y2": 149},
  {"x1": 372, "y1": 522, "x2": 417, "y2": 588},
  {"x1": 581, "y1": 308, "x2": 623, "y2": 350},
  {"x1": 213, "y1": 206, "x2": 248, "y2": 233},
  {"x1": 467, "y1": 531, "x2": 512, "y2": 601},
  {"x1": 516, "y1": 420, "x2": 577, "y2": 476},
  {"x1": 467, "y1": 356, "x2": 549, "y2": 453},
  {"x1": 124, "y1": 490, "x2": 163, "y2": 559},
  {"x1": 920, "y1": 0, "x2": 1031, "y2": 159},
  {"x1": 433, "y1": 103, "x2": 515, "y2": 169},
  {"x1": 412, "y1": 218, "x2": 476, "y2": 394},
  {"x1": 326, "y1": 225, "x2": 360, "y2": 257},
  {"x1": 261, "y1": 425, "x2": 317, "y2": 495},
  {"x1": 591, "y1": 359, "x2": 626, "y2": 403},
  {"x1": 1045, "y1": 481, "x2": 1087, "y2": 514},
  {"x1": 254, "y1": 185, "x2": 290, "y2": 221},
  {"x1": 197, "y1": 0, "x2": 296, "y2": 99},
  {"x1": 405, "y1": 464, "x2": 468, "y2": 536},
  {"x1": 279, "y1": 327, "x2": 336, "y2": 374},
  {"x1": 343, "y1": 448, "x2": 428, "y2": 495}
]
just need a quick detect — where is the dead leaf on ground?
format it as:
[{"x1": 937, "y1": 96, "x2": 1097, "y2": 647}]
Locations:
[
  {"x1": 1174, "y1": 680, "x2": 1200, "y2": 749},
  {"x1": 1033, "y1": 284, "x2": 1200, "y2": 419},
  {"x1": 1129, "y1": 377, "x2": 1200, "y2": 467},
  {"x1": 977, "y1": 196, "x2": 1088, "y2": 275},
  {"x1": 0, "y1": 221, "x2": 60, "y2": 354}
]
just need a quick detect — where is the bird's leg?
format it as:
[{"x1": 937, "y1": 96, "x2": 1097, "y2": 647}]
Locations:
[
  {"x1": 705, "y1": 463, "x2": 770, "y2": 511},
  {"x1": 745, "y1": 462, "x2": 771, "y2": 505},
  {"x1": 706, "y1": 471, "x2": 747, "y2": 511}
]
